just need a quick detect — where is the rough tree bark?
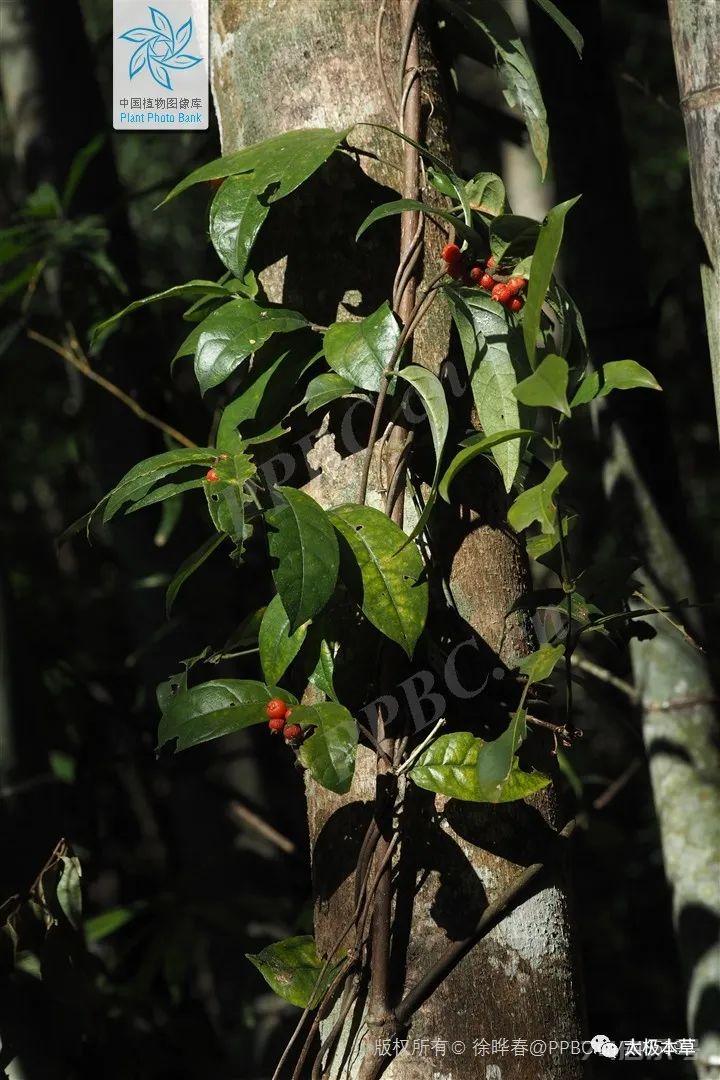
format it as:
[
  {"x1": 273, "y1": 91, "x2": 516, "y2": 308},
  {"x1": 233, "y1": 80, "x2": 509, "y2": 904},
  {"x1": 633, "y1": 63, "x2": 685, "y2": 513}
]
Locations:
[
  {"x1": 530, "y1": 2, "x2": 720, "y2": 1072},
  {"x1": 667, "y1": 0, "x2": 720, "y2": 442},
  {"x1": 209, "y1": 2, "x2": 584, "y2": 1076}
]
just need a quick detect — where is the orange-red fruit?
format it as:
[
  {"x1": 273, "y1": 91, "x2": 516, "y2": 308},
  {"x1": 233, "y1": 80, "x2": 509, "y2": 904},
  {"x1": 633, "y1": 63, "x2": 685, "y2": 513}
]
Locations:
[
  {"x1": 441, "y1": 242, "x2": 461, "y2": 263},
  {"x1": 469, "y1": 265, "x2": 484, "y2": 284},
  {"x1": 284, "y1": 723, "x2": 302, "y2": 741},
  {"x1": 508, "y1": 296, "x2": 524, "y2": 313},
  {"x1": 268, "y1": 716, "x2": 286, "y2": 733},
  {"x1": 205, "y1": 468, "x2": 220, "y2": 483},
  {"x1": 491, "y1": 283, "x2": 511, "y2": 304},
  {"x1": 487, "y1": 255, "x2": 497, "y2": 269},
  {"x1": 265, "y1": 698, "x2": 288, "y2": 720},
  {"x1": 507, "y1": 277, "x2": 525, "y2": 296},
  {"x1": 480, "y1": 273, "x2": 494, "y2": 290}
]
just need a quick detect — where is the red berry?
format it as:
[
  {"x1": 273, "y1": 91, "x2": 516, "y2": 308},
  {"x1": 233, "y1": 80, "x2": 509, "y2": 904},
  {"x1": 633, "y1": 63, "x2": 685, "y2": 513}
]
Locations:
[
  {"x1": 265, "y1": 698, "x2": 288, "y2": 720},
  {"x1": 284, "y1": 723, "x2": 302, "y2": 741},
  {"x1": 491, "y1": 283, "x2": 511, "y2": 304},
  {"x1": 508, "y1": 296, "x2": 524, "y2": 313},
  {"x1": 480, "y1": 273, "x2": 494, "y2": 290},
  {"x1": 205, "y1": 468, "x2": 220, "y2": 484},
  {"x1": 506, "y1": 277, "x2": 525, "y2": 296},
  {"x1": 268, "y1": 716, "x2": 286, "y2": 733},
  {"x1": 469, "y1": 265, "x2": 484, "y2": 284},
  {"x1": 441, "y1": 242, "x2": 461, "y2": 264},
  {"x1": 486, "y1": 256, "x2": 497, "y2": 269}
]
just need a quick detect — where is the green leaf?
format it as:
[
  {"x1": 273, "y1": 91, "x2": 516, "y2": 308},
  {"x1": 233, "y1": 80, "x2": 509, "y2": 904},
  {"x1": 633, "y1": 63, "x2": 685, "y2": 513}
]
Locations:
[
  {"x1": 475, "y1": 709, "x2": 551, "y2": 802},
  {"x1": 161, "y1": 127, "x2": 350, "y2": 205},
  {"x1": 308, "y1": 639, "x2": 337, "y2": 700},
  {"x1": 516, "y1": 643, "x2": 565, "y2": 683},
  {"x1": 523, "y1": 196, "x2": 580, "y2": 367},
  {"x1": 464, "y1": 172, "x2": 506, "y2": 217},
  {"x1": 267, "y1": 487, "x2": 339, "y2": 632},
  {"x1": 599, "y1": 360, "x2": 661, "y2": 396},
  {"x1": 508, "y1": 460, "x2": 567, "y2": 534},
  {"x1": 410, "y1": 730, "x2": 549, "y2": 803},
  {"x1": 439, "y1": 428, "x2": 533, "y2": 501},
  {"x1": 328, "y1": 504, "x2": 428, "y2": 658},
  {"x1": 209, "y1": 174, "x2": 269, "y2": 279},
  {"x1": 103, "y1": 448, "x2": 216, "y2": 521},
  {"x1": 158, "y1": 679, "x2": 295, "y2": 752},
  {"x1": 194, "y1": 298, "x2": 308, "y2": 394},
  {"x1": 323, "y1": 302, "x2": 400, "y2": 393},
  {"x1": 396, "y1": 364, "x2": 449, "y2": 540},
  {"x1": 528, "y1": 0, "x2": 583, "y2": 56},
  {"x1": 303, "y1": 372, "x2": 356, "y2": 415},
  {"x1": 569, "y1": 369, "x2": 600, "y2": 408},
  {"x1": 295, "y1": 702, "x2": 358, "y2": 794},
  {"x1": 62, "y1": 134, "x2": 105, "y2": 211},
  {"x1": 246, "y1": 935, "x2": 340, "y2": 1008},
  {"x1": 513, "y1": 353, "x2": 570, "y2": 416},
  {"x1": 166, "y1": 533, "x2": 226, "y2": 615},
  {"x1": 55, "y1": 856, "x2": 82, "y2": 929},
  {"x1": 526, "y1": 512, "x2": 576, "y2": 559},
  {"x1": 125, "y1": 478, "x2": 204, "y2": 513},
  {"x1": 356, "y1": 199, "x2": 485, "y2": 248},
  {"x1": 203, "y1": 453, "x2": 256, "y2": 554},
  {"x1": 439, "y1": 0, "x2": 549, "y2": 177},
  {"x1": 258, "y1": 594, "x2": 309, "y2": 686},
  {"x1": 85, "y1": 905, "x2": 141, "y2": 942},
  {"x1": 92, "y1": 281, "x2": 232, "y2": 340},
  {"x1": 489, "y1": 214, "x2": 540, "y2": 263},
  {"x1": 447, "y1": 290, "x2": 523, "y2": 491}
]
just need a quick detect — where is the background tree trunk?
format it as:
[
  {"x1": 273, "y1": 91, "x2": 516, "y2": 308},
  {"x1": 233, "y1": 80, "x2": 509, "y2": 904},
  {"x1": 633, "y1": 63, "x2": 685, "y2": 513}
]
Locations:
[
  {"x1": 530, "y1": 1, "x2": 720, "y2": 1071},
  {"x1": 209, "y1": 2, "x2": 584, "y2": 1075}
]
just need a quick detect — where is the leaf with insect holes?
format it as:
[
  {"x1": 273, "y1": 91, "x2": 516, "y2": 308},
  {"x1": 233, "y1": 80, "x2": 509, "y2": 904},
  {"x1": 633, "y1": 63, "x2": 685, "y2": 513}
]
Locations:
[
  {"x1": 294, "y1": 702, "x2": 358, "y2": 794},
  {"x1": 323, "y1": 302, "x2": 400, "y2": 393},
  {"x1": 475, "y1": 709, "x2": 551, "y2": 802},
  {"x1": 508, "y1": 460, "x2": 567, "y2": 534},
  {"x1": 258, "y1": 594, "x2": 309, "y2": 686},
  {"x1": 513, "y1": 353, "x2": 570, "y2": 416},
  {"x1": 246, "y1": 935, "x2": 344, "y2": 1008},
  {"x1": 267, "y1": 487, "x2": 339, "y2": 632},
  {"x1": 158, "y1": 679, "x2": 296, "y2": 752},
  {"x1": 328, "y1": 504, "x2": 428, "y2": 658}
]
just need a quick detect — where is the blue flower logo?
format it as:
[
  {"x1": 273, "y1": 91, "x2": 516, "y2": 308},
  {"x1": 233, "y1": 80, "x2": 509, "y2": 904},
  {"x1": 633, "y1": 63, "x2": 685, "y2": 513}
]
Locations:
[{"x1": 119, "y1": 7, "x2": 201, "y2": 90}]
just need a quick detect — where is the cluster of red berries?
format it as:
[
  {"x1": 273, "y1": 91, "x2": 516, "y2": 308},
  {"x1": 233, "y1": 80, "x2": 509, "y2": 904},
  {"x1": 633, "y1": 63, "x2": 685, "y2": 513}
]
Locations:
[
  {"x1": 441, "y1": 244, "x2": 526, "y2": 313},
  {"x1": 265, "y1": 698, "x2": 303, "y2": 743}
]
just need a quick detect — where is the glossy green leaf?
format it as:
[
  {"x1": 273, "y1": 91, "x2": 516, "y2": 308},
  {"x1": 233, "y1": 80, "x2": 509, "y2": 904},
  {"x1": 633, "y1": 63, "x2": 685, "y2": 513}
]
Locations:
[
  {"x1": 203, "y1": 454, "x2": 255, "y2": 554},
  {"x1": 516, "y1": 643, "x2": 565, "y2": 683},
  {"x1": 194, "y1": 298, "x2": 308, "y2": 393},
  {"x1": 439, "y1": 428, "x2": 533, "y2": 501},
  {"x1": 489, "y1": 214, "x2": 540, "y2": 263},
  {"x1": 475, "y1": 709, "x2": 551, "y2": 802},
  {"x1": 508, "y1": 460, "x2": 567, "y2": 534},
  {"x1": 464, "y1": 172, "x2": 506, "y2": 217},
  {"x1": 166, "y1": 533, "x2": 226, "y2": 615},
  {"x1": 209, "y1": 174, "x2": 269, "y2": 279},
  {"x1": 513, "y1": 353, "x2": 570, "y2": 416},
  {"x1": 528, "y1": 0, "x2": 583, "y2": 56},
  {"x1": 526, "y1": 513, "x2": 576, "y2": 559},
  {"x1": 447, "y1": 290, "x2": 523, "y2": 491},
  {"x1": 303, "y1": 372, "x2": 356, "y2": 415},
  {"x1": 295, "y1": 702, "x2": 358, "y2": 794},
  {"x1": 246, "y1": 935, "x2": 341, "y2": 1008},
  {"x1": 103, "y1": 448, "x2": 216, "y2": 522},
  {"x1": 439, "y1": 0, "x2": 549, "y2": 177},
  {"x1": 258, "y1": 594, "x2": 309, "y2": 686},
  {"x1": 267, "y1": 487, "x2": 339, "y2": 631},
  {"x1": 323, "y1": 302, "x2": 400, "y2": 393},
  {"x1": 328, "y1": 504, "x2": 428, "y2": 658},
  {"x1": 161, "y1": 127, "x2": 350, "y2": 205},
  {"x1": 158, "y1": 679, "x2": 295, "y2": 752},
  {"x1": 92, "y1": 281, "x2": 231, "y2": 340},
  {"x1": 397, "y1": 364, "x2": 449, "y2": 540},
  {"x1": 125, "y1": 478, "x2": 204, "y2": 513},
  {"x1": 599, "y1": 360, "x2": 661, "y2": 395},
  {"x1": 569, "y1": 369, "x2": 600, "y2": 408},
  {"x1": 523, "y1": 196, "x2": 580, "y2": 367},
  {"x1": 356, "y1": 199, "x2": 484, "y2": 248},
  {"x1": 410, "y1": 730, "x2": 549, "y2": 803},
  {"x1": 308, "y1": 639, "x2": 337, "y2": 700}
]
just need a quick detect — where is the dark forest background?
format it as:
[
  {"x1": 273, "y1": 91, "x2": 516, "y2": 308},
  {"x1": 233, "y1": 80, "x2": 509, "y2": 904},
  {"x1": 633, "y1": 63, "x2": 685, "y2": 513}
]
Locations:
[{"x1": 0, "y1": 1, "x2": 717, "y2": 1077}]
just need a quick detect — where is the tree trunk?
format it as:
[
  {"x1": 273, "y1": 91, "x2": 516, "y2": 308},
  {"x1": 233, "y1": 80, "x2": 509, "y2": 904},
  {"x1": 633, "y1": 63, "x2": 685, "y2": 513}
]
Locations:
[
  {"x1": 667, "y1": 0, "x2": 720, "y2": 442},
  {"x1": 209, "y1": 2, "x2": 584, "y2": 1076},
  {"x1": 529, "y1": 2, "x2": 720, "y2": 1071}
]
